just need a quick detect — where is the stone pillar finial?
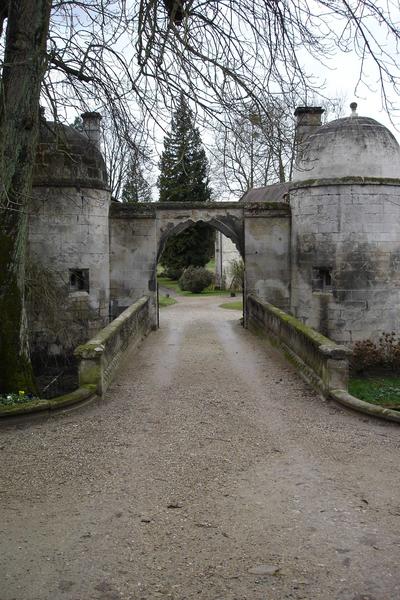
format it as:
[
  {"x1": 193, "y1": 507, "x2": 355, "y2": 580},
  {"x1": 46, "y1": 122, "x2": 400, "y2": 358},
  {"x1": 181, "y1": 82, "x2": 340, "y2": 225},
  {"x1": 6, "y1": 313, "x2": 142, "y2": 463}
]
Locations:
[
  {"x1": 81, "y1": 111, "x2": 102, "y2": 149},
  {"x1": 350, "y1": 102, "x2": 358, "y2": 117}
]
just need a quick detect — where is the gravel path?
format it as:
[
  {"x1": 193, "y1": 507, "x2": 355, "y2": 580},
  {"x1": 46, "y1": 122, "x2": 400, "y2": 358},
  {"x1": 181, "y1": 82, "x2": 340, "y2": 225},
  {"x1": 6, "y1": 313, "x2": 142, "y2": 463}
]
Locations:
[{"x1": 1, "y1": 295, "x2": 400, "y2": 600}]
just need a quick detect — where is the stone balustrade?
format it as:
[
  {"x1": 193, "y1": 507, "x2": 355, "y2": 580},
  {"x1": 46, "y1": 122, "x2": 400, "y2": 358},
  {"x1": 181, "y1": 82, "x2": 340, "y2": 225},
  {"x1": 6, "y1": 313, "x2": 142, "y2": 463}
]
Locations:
[
  {"x1": 75, "y1": 296, "x2": 151, "y2": 396},
  {"x1": 246, "y1": 294, "x2": 351, "y2": 395}
]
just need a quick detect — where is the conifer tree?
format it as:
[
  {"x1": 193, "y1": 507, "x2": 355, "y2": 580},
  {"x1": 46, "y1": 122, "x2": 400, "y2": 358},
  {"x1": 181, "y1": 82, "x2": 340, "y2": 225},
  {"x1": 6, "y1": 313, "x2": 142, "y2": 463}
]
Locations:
[
  {"x1": 121, "y1": 157, "x2": 152, "y2": 203},
  {"x1": 158, "y1": 96, "x2": 214, "y2": 278}
]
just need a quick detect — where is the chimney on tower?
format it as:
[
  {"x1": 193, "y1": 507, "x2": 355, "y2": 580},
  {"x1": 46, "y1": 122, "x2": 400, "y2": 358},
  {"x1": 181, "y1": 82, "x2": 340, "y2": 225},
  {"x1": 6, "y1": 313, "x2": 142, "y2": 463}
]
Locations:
[
  {"x1": 294, "y1": 106, "x2": 324, "y2": 147},
  {"x1": 81, "y1": 112, "x2": 102, "y2": 149}
]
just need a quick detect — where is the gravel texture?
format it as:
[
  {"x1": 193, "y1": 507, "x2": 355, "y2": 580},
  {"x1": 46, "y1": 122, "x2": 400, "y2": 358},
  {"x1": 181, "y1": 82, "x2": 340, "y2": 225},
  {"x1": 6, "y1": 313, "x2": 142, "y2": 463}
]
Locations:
[{"x1": 1, "y1": 295, "x2": 400, "y2": 600}]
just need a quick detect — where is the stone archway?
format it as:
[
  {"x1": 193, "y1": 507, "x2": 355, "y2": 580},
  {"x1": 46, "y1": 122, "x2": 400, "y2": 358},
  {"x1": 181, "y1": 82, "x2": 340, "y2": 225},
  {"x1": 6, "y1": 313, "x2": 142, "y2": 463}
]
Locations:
[
  {"x1": 156, "y1": 216, "x2": 244, "y2": 262},
  {"x1": 109, "y1": 200, "x2": 291, "y2": 325},
  {"x1": 153, "y1": 206, "x2": 244, "y2": 303},
  {"x1": 155, "y1": 203, "x2": 244, "y2": 258}
]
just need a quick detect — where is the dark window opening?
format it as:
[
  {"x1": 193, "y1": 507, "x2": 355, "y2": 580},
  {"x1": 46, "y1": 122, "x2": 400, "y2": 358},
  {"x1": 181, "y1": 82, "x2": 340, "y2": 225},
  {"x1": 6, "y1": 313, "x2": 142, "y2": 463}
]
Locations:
[
  {"x1": 69, "y1": 268, "x2": 89, "y2": 292},
  {"x1": 312, "y1": 267, "x2": 332, "y2": 292}
]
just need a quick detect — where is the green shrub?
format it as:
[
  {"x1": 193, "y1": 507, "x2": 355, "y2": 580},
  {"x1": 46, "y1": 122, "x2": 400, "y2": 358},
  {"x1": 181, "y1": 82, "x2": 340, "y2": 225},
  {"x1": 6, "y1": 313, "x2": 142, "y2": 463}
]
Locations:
[
  {"x1": 160, "y1": 224, "x2": 215, "y2": 280},
  {"x1": 163, "y1": 265, "x2": 184, "y2": 280},
  {"x1": 179, "y1": 266, "x2": 213, "y2": 293}
]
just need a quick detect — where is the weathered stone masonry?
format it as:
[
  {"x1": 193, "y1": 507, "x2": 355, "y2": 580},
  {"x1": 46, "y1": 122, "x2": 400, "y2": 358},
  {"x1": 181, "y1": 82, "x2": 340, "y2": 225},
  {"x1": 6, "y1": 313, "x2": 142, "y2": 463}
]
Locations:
[
  {"x1": 28, "y1": 113, "x2": 111, "y2": 357},
  {"x1": 290, "y1": 108, "x2": 400, "y2": 343},
  {"x1": 27, "y1": 105, "x2": 400, "y2": 358},
  {"x1": 109, "y1": 201, "x2": 291, "y2": 319}
]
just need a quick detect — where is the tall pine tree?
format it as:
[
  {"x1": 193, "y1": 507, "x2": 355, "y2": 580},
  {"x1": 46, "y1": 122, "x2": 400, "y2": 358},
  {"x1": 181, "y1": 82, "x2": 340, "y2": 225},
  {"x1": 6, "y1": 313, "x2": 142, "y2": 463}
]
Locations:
[
  {"x1": 158, "y1": 95, "x2": 214, "y2": 278},
  {"x1": 121, "y1": 156, "x2": 152, "y2": 203}
]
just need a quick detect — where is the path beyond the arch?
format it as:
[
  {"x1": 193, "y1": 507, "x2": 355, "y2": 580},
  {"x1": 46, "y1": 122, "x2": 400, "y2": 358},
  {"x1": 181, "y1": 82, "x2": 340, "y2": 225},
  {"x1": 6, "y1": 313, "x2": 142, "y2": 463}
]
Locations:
[{"x1": 1, "y1": 296, "x2": 400, "y2": 600}]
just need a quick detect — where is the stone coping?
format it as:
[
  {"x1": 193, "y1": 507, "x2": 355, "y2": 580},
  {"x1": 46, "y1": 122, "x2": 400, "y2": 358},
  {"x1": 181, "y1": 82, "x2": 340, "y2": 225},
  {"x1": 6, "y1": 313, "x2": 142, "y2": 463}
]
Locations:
[
  {"x1": 110, "y1": 201, "x2": 245, "y2": 216},
  {"x1": 247, "y1": 294, "x2": 351, "y2": 360},
  {"x1": 74, "y1": 296, "x2": 149, "y2": 360},
  {"x1": 0, "y1": 386, "x2": 95, "y2": 418},
  {"x1": 33, "y1": 179, "x2": 110, "y2": 191},
  {"x1": 330, "y1": 389, "x2": 400, "y2": 424},
  {"x1": 110, "y1": 201, "x2": 291, "y2": 218},
  {"x1": 247, "y1": 295, "x2": 399, "y2": 423},
  {"x1": 0, "y1": 297, "x2": 150, "y2": 419},
  {"x1": 290, "y1": 176, "x2": 400, "y2": 191},
  {"x1": 75, "y1": 296, "x2": 151, "y2": 396}
]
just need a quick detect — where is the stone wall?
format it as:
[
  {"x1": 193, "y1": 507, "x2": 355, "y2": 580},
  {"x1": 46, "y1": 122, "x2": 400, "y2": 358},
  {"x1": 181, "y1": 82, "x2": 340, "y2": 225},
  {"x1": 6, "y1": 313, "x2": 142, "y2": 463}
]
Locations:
[
  {"x1": 34, "y1": 121, "x2": 108, "y2": 190},
  {"x1": 244, "y1": 204, "x2": 291, "y2": 311},
  {"x1": 109, "y1": 202, "x2": 244, "y2": 323},
  {"x1": 247, "y1": 294, "x2": 350, "y2": 395},
  {"x1": 290, "y1": 179, "x2": 400, "y2": 343},
  {"x1": 109, "y1": 204, "x2": 157, "y2": 320},
  {"x1": 155, "y1": 202, "x2": 244, "y2": 257},
  {"x1": 215, "y1": 232, "x2": 241, "y2": 288},
  {"x1": 109, "y1": 202, "x2": 292, "y2": 323},
  {"x1": 75, "y1": 296, "x2": 151, "y2": 396},
  {"x1": 28, "y1": 186, "x2": 110, "y2": 355}
]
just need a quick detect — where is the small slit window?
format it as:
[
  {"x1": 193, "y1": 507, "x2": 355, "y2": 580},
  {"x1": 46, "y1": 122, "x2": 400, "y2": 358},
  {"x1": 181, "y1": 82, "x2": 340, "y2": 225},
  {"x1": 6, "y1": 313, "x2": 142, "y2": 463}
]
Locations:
[
  {"x1": 312, "y1": 267, "x2": 332, "y2": 292},
  {"x1": 69, "y1": 268, "x2": 89, "y2": 292}
]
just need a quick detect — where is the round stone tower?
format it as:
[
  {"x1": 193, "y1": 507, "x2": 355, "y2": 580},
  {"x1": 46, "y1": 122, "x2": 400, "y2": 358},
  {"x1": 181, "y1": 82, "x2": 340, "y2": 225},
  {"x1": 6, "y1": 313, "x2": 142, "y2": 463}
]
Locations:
[
  {"x1": 28, "y1": 111, "x2": 111, "y2": 356},
  {"x1": 290, "y1": 104, "x2": 400, "y2": 344}
]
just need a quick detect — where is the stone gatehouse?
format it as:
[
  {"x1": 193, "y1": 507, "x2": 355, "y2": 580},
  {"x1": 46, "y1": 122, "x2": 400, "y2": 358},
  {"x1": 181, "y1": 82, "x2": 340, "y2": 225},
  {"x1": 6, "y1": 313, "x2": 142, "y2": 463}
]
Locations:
[{"x1": 28, "y1": 105, "x2": 400, "y2": 357}]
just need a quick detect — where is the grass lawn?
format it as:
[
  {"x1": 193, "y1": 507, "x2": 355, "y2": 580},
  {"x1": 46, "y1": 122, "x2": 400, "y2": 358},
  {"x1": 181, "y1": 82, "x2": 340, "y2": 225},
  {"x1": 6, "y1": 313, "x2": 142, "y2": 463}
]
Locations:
[
  {"x1": 157, "y1": 275, "x2": 228, "y2": 297},
  {"x1": 159, "y1": 294, "x2": 177, "y2": 308},
  {"x1": 349, "y1": 376, "x2": 400, "y2": 409},
  {"x1": 219, "y1": 300, "x2": 243, "y2": 311}
]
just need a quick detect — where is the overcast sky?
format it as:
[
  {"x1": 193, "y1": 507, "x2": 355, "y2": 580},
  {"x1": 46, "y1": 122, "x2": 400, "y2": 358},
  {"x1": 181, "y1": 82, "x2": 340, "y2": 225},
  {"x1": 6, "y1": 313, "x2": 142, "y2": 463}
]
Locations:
[{"x1": 49, "y1": 1, "x2": 400, "y2": 197}]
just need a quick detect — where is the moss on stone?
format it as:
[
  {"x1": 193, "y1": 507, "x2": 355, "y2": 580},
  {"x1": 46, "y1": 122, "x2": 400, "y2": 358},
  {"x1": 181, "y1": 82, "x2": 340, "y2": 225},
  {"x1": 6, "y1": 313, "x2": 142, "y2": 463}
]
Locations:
[
  {"x1": 48, "y1": 386, "x2": 93, "y2": 409},
  {"x1": 78, "y1": 363, "x2": 101, "y2": 386},
  {"x1": 248, "y1": 295, "x2": 334, "y2": 347},
  {"x1": 75, "y1": 296, "x2": 148, "y2": 359},
  {"x1": 110, "y1": 201, "x2": 290, "y2": 220},
  {"x1": 74, "y1": 342, "x2": 104, "y2": 359},
  {"x1": 0, "y1": 233, "x2": 36, "y2": 394}
]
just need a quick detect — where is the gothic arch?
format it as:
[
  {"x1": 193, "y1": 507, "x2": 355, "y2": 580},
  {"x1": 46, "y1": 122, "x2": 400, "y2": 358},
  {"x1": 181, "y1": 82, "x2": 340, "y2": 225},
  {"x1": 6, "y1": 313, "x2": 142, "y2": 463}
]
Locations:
[{"x1": 157, "y1": 216, "x2": 244, "y2": 262}]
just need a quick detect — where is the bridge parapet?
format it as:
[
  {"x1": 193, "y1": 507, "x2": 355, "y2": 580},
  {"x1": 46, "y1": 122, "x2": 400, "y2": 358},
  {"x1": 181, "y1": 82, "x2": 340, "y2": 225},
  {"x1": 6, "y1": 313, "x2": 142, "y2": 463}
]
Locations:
[
  {"x1": 247, "y1": 294, "x2": 351, "y2": 395},
  {"x1": 75, "y1": 296, "x2": 151, "y2": 396}
]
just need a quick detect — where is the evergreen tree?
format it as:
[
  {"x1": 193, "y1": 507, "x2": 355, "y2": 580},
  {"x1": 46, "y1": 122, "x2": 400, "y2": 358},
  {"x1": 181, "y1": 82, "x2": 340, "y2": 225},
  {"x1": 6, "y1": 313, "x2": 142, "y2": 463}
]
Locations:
[
  {"x1": 158, "y1": 96, "x2": 214, "y2": 278},
  {"x1": 71, "y1": 116, "x2": 83, "y2": 131},
  {"x1": 121, "y1": 157, "x2": 152, "y2": 203}
]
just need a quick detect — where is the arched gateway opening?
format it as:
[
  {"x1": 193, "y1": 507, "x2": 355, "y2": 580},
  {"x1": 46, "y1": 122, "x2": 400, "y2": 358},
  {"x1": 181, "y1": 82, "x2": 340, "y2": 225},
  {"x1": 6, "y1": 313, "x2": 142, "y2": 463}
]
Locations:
[
  {"x1": 157, "y1": 215, "x2": 244, "y2": 262},
  {"x1": 109, "y1": 200, "x2": 291, "y2": 326},
  {"x1": 156, "y1": 217, "x2": 245, "y2": 324}
]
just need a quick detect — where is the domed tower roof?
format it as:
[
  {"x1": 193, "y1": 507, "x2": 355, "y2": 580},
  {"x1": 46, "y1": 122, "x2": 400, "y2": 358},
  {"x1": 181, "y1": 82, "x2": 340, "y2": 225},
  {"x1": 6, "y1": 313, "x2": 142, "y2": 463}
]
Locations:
[
  {"x1": 33, "y1": 113, "x2": 109, "y2": 189},
  {"x1": 293, "y1": 104, "x2": 400, "y2": 181}
]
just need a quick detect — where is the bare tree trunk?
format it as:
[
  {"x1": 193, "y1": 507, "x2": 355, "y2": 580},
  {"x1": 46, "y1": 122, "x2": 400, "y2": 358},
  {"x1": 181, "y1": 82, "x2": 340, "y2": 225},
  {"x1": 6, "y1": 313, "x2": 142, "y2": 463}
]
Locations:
[{"x1": 0, "y1": 0, "x2": 51, "y2": 393}]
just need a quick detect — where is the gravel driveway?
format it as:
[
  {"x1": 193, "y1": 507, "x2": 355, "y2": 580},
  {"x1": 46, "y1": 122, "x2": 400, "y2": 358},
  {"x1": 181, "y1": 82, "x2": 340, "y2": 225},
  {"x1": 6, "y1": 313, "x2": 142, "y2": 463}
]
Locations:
[{"x1": 1, "y1": 295, "x2": 399, "y2": 600}]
